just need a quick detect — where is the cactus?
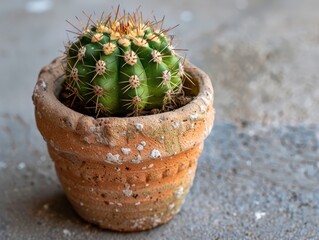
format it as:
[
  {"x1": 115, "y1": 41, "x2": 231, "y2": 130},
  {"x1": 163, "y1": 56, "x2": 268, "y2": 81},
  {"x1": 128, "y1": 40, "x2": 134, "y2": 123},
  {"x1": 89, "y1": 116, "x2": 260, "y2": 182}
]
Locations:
[{"x1": 63, "y1": 9, "x2": 188, "y2": 117}]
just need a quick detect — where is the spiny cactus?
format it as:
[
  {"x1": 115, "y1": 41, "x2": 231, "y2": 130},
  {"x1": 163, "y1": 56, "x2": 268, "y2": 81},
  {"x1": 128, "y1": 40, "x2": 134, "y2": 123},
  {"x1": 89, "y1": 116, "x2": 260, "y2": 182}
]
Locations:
[{"x1": 63, "y1": 8, "x2": 189, "y2": 117}]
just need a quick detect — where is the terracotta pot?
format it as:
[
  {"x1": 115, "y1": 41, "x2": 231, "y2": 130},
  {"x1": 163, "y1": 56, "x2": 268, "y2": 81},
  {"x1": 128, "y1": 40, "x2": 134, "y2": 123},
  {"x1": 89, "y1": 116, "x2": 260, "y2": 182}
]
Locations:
[{"x1": 32, "y1": 57, "x2": 214, "y2": 232}]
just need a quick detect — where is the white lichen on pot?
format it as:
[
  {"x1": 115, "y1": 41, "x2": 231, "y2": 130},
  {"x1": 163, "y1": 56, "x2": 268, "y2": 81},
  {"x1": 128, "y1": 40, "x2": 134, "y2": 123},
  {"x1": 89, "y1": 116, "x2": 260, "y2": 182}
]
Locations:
[{"x1": 32, "y1": 7, "x2": 215, "y2": 232}]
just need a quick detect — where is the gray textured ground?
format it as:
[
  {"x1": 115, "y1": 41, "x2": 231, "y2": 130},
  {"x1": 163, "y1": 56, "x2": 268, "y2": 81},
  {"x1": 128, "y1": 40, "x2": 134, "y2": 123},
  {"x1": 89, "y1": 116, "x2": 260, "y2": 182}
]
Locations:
[
  {"x1": 1, "y1": 115, "x2": 319, "y2": 239},
  {"x1": 1, "y1": 0, "x2": 319, "y2": 239}
]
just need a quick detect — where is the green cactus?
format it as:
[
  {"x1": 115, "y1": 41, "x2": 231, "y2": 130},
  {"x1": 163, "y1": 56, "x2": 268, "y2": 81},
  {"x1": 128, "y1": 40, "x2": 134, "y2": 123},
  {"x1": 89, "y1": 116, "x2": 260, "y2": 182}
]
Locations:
[{"x1": 63, "y1": 9, "x2": 187, "y2": 117}]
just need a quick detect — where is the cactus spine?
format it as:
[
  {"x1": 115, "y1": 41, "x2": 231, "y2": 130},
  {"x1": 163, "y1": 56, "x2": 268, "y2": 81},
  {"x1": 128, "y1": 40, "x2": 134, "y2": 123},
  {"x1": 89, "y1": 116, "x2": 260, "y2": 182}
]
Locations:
[{"x1": 64, "y1": 9, "x2": 187, "y2": 117}]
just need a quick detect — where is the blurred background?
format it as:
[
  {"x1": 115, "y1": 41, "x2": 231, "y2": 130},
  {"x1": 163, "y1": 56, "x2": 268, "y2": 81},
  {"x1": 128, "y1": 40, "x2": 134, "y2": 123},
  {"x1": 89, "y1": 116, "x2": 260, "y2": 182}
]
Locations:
[
  {"x1": 1, "y1": 0, "x2": 319, "y2": 125},
  {"x1": 1, "y1": 1, "x2": 319, "y2": 239}
]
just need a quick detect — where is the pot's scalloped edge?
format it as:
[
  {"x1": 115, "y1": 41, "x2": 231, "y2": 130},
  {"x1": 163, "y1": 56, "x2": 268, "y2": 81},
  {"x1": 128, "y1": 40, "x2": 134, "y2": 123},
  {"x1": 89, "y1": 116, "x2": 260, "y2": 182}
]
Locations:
[{"x1": 33, "y1": 57, "x2": 215, "y2": 163}]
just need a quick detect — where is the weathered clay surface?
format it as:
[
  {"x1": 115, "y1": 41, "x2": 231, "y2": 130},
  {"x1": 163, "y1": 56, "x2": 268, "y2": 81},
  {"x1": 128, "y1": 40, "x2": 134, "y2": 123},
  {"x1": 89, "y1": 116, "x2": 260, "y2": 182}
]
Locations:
[{"x1": 32, "y1": 57, "x2": 215, "y2": 231}]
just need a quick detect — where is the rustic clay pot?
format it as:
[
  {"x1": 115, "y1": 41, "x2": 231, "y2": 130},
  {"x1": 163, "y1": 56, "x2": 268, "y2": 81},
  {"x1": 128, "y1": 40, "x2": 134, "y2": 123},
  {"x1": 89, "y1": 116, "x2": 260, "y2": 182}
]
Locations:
[{"x1": 32, "y1": 57, "x2": 214, "y2": 232}]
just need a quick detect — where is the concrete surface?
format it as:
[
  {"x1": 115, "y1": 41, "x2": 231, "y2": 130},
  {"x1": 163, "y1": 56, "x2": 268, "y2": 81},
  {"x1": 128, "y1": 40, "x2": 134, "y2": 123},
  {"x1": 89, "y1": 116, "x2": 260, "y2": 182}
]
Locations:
[
  {"x1": 1, "y1": 115, "x2": 319, "y2": 239},
  {"x1": 1, "y1": 0, "x2": 319, "y2": 239}
]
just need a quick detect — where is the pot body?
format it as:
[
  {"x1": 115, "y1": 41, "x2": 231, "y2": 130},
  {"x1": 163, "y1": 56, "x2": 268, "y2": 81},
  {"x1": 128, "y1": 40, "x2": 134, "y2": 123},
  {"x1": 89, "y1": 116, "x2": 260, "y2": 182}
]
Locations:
[
  {"x1": 49, "y1": 142, "x2": 202, "y2": 231},
  {"x1": 33, "y1": 57, "x2": 214, "y2": 232}
]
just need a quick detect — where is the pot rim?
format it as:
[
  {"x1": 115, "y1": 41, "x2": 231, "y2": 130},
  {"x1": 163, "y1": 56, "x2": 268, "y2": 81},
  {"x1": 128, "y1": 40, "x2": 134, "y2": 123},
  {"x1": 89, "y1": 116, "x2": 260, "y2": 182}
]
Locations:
[
  {"x1": 33, "y1": 57, "x2": 215, "y2": 161},
  {"x1": 33, "y1": 57, "x2": 213, "y2": 122}
]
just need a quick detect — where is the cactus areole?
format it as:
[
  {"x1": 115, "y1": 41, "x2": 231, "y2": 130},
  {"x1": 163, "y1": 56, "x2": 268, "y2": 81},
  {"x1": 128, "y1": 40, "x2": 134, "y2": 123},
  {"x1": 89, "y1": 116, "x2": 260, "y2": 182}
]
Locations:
[{"x1": 63, "y1": 9, "x2": 190, "y2": 117}]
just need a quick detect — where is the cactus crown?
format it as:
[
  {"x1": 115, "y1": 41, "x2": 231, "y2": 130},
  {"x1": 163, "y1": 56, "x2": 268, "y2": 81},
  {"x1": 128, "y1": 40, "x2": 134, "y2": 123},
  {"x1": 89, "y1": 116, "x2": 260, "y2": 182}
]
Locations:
[{"x1": 63, "y1": 8, "x2": 190, "y2": 117}]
